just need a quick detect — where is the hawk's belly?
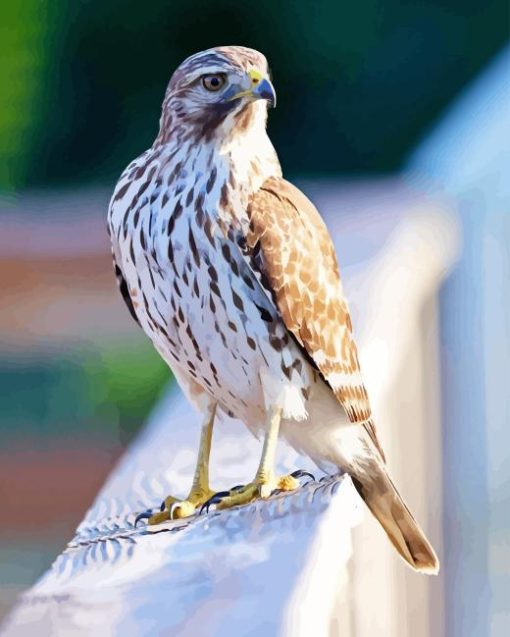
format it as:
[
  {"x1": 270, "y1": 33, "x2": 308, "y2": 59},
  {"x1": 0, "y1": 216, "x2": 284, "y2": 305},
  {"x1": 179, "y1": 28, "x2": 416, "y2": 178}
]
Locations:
[{"x1": 118, "y1": 213, "x2": 313, "y2": 427}]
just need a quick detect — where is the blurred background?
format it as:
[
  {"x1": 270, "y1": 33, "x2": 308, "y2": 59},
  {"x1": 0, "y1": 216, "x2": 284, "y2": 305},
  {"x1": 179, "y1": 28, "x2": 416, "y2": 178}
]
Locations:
[{"x1": 0, "y1": 1, "x2": 508, "y2": 635}]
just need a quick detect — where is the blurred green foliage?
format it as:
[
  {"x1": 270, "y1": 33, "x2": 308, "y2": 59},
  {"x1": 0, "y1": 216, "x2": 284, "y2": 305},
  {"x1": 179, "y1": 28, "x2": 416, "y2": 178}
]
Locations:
[
  {"x1": 0, "y1": 342, "x2": 170, "y2": 443},
  {"x1": 0, "y1": 2, "x2": 49, "y2": 189},
  {"x1": 1, "y1": 0, "x2": 507, "y2": 191},
  {"x1": 87, "y1": 341, "x2": 170, "y2": 439}
]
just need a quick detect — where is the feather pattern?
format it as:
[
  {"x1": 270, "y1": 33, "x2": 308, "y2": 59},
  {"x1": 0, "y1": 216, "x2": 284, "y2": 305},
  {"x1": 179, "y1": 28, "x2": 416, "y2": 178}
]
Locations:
[{"x1": 246, "y1": 177, "x2": 385, "y2": 460}]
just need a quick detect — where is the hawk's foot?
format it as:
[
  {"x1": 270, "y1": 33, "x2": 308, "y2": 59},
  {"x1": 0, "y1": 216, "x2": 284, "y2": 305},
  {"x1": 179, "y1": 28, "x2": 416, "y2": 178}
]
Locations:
[
  {"x1": 147, "y1": 488, "x2": 215, "y2": 525},
  {"x1": 214, "y1": 474, "x2": 299, "y2": 511},
  {"x1": 201, "y1": 470, "x2": 315, "y2": 513}
]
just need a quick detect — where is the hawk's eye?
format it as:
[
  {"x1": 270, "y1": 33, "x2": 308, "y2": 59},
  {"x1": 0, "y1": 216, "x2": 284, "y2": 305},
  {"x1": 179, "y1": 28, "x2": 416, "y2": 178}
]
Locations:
[{"x1": 202, "y1": 74, "x2": 226, "y2": 92}]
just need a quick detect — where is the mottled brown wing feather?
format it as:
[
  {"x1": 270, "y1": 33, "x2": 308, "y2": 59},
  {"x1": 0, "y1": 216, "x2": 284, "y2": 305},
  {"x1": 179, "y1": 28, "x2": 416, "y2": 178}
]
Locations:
[{"x1": 247, "y1": 177, "x2": 385, "y2": 461}]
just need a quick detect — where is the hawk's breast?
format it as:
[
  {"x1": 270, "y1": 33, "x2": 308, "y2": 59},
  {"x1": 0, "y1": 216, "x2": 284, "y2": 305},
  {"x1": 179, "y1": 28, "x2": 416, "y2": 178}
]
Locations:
[{"x1": 108, "y1": 144, "x2": 313, "y2": 426}]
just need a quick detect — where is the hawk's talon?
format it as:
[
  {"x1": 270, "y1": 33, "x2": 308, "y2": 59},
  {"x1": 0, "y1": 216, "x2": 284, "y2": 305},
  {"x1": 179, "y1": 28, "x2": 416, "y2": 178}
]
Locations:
[
  {"x1": 139, "y1": 472, "x2": 313, "y2": 523},
  {"x1": 201, "y1": 473, "x2": 301, "y2": 513},
  {"x1": 134, "y1": 510, "x2": 154, "y2": 526},
  {"x1": 147, "y1": 488, "x2": 216, "y2": 524},
  {"x1": 200, "y1": 491, "x2": 231, "y2": 514},
  {"x1": 290, "y1": 469, "x2": 316, "y2": 483}
]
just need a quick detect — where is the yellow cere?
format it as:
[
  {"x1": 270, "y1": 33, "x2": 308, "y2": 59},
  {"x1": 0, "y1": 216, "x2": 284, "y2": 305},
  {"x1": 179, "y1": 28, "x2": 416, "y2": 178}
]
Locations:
[
  {"x1": 228, "y1": 69, "x2": 265, "y2": 101},
  {"x1": 248, "y1": 69, "x2": 263, "y2": 85}
]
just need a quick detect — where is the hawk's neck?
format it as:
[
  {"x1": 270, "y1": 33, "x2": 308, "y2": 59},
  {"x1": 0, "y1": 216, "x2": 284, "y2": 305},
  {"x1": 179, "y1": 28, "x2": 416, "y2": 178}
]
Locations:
[{"x1": 156, "y1": 114, "x2": 282, "y2": 218}]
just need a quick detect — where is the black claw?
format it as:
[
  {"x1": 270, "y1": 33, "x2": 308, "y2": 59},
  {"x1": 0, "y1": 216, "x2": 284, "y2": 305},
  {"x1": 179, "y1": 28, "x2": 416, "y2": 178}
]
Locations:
[
  {"x1": 271, "y1": 488, "x2": 283, "y2": 496},
  {"x1": 134, "y1": 510, "x2": 153, "y2": 526},
  {"x1": 231, "y1": 484, "x2": 245, "y2": 492},
  {"x1": 160, "y1": 500, "x2": 166, "y2": 511},
  {"x1": 200, "y1": 499, "x2": 217, "y2": 515},
  {"x1": 215, "y1": 490, "x2": 232, "y2": 500},
  {"x1": 200, "y1": 491, "x2": 230, "y2": 515},
  {"x1": 291, "y1": 469, "x2": 316, "y2": 483}
]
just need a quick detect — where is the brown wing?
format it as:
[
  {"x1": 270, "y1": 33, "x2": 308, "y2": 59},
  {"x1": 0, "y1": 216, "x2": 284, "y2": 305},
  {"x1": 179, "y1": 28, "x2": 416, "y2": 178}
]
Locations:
[{"x1": 247, "y1": 177, "x2": 385, "y2": 460}]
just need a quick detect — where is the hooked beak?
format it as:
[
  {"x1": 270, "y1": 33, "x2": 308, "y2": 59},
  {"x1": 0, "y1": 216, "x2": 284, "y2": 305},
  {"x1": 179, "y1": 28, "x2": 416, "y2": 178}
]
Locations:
[
  {"x1": 229, "y1": 69, "x2": 277, "y2": 108},
  {"x1": 252, "y1": 76, "x2": 277, "y2": 108}
]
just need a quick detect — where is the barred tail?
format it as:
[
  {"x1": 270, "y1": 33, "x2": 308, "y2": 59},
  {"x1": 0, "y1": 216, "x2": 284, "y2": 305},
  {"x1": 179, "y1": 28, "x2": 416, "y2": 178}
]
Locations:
[{"x1": 351, "y1": 462, "x2": 439, "y2": 574}]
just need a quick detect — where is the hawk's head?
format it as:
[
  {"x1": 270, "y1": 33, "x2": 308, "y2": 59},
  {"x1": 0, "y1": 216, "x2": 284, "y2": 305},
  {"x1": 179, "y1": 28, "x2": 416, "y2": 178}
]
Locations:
[{"x1": 157, "y1": 46, "x2": 276, "y2": 143}]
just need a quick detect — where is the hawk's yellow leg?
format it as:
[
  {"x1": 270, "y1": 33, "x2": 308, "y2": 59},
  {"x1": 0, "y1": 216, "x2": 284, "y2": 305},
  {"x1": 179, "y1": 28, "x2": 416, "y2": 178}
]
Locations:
[
  {"x1": 216, "y1": 406, "x2": 299, "y2": 511},
  {"x1": 149, "y1": 402, "x2": 217, "y2": 524}
]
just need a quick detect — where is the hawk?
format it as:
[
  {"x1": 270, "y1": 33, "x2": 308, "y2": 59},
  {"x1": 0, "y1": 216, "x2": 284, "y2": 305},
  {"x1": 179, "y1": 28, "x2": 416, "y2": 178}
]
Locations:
[{"x1": 107, "y1": 46, "x2": 439, "y2": 573}]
